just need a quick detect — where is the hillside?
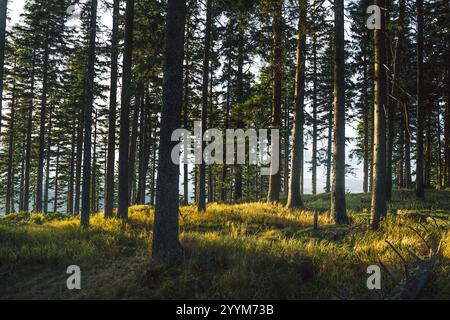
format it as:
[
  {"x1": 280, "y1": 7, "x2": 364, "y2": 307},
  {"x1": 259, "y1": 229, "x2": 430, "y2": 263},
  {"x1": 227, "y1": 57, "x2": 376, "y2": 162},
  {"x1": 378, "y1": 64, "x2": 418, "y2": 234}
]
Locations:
[{"x1": 0, "y1": 190, "x2": 449, "y2": 299}]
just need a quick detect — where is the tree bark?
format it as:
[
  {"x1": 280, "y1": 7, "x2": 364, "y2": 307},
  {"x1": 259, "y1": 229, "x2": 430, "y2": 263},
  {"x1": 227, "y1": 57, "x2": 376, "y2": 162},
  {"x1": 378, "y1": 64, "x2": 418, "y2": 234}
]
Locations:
[
  {"x1": 80, "y1": 0, "x2": 98, "y2": 227},
  {"x1": 5, "y1": 58, "x2": 16, "y2": 215},
  {"x1": 286, "y1": 0, "x2": 306, "y2": 209},
  {"x1": 416, "y1": 0, "x2": 425, "y2": 199},
  {"x1": 152, "y1": 0, "x2": 186, "y2": 261},
  {"x1": 267, "y1": 0, "x2": 283, "y2": 203},
  {"x1": 23, "y1": 50, "x2": 35, "y2": 212},
  {"x1": 312, "y1": 34, "x2": 318, "y2": 195},
  {"x1": 118, "y1": 0, "x2": 135, "y2": 220},
  {"x1": 198, "y1": 0, "x2": 212, "y2": 212},
  {"x1": 36, "y1": 29, "x2": 50, "y2": 213},
  {"x1": 0, "y1": 0, "x2": 7, "y2": 137},
  {"x1": 370, "y1": 0, "x2": 388, "y2": 229},
  {"x1": 104, "y1": 0, "x2": 120, "y2": 218},
  {"x1": 331, "y1": 0, "x2": 348, "y2": 224}
]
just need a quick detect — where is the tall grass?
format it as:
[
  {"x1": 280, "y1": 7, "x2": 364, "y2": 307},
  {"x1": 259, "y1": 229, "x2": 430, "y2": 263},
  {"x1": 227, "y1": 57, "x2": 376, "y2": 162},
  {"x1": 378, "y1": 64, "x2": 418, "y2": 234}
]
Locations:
[{"x1": 0, "y1": 191, "x2": 448, "y2": 299}]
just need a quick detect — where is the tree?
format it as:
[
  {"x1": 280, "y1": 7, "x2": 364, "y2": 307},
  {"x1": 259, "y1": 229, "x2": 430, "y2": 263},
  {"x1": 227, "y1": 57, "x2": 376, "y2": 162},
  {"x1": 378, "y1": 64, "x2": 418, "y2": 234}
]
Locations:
[
  {"x1": 118, "y1": 0, "x2": 135, "y2": 220},
  {"x1": 370, "y1": 0, "x2": 387, "y2": 230},
  {"x1": 0, "y1": 0, "x2": 7, "y2": 136},
  {"x1": 331, "y1": 0, "x2": 348, "y2": 224},
  {"x1": 104, "y1": 0, "x2": 120, "y2": 218},
  {"x1": 152, "y1": 0, "x2": 186, "y2": 261},
  {"x1": 267, "y1": 0, "x2": 283, "y2": 203},
  {"x1": 286, "y1": 0, "x2": 306, "y2": 209},
  {"x1": 198, "y1": 0, "x2": 212, "y2": 212},
  {"x1": 416, "y1": 0, "x2": 425, "y2": 199},
  {"x1": 80, "y1": 0, "x2": 98, "y2": 227}
]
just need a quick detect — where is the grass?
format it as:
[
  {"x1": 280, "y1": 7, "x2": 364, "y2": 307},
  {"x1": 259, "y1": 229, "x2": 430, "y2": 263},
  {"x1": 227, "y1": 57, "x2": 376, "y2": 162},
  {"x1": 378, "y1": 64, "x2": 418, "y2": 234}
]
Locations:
[{"x1": 0, "y1": 190, "x2": 449, "y2": 299}]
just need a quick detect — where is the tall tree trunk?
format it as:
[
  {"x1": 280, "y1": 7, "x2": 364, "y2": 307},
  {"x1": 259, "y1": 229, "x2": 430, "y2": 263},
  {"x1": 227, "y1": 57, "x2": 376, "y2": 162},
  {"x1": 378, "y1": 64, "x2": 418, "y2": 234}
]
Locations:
[
  {"x1": 394, "y1": 0, "x2": 406, "y2": 190},
  {"x1": 91, "y1": 111, "x2": 98, "y2": 212},
  {"x1": 385, "y1": 0, "x2": 394, "y2": 201},
  {"x1": 234, "y1": 11, "x2": 245, "y2": 201},
  {"x1": 416, "y1": 0, "x2": 425, "y2": 199},
  {"x1": 5, "y1": 59, "x2": 16, "y2": 215},
  {"x1": 23, "y1": 50, "x2": 35, "y2": 212},
  {"x1": 74, "y1": 105, "x2": 84, "y2": 215},
  {"x1": 136, "y1": 91, "x2": 150, "y2": 204},
  {"x1": 67, "y1": 116, "x2": 76, "y2": 214},
  {"x1": 267, "y1": 0, "x2": 283, "y2": 203},
  {"x1": 331, "y1": 0, "x2": 348, "y2": 224},
  {"x1": 312, "y1": 33, "x2": 318, "y2": 195},
  {"x1": 54, "y1": 143, "x2": 60, "y2": 213},
  {"x1": 286, "y1": 0, "x2": 306, "y2": 209},
  {"x1": 0, "y1": 0, "x2": 7, "y2": 137},
  {"x1": 152, "y1": 0, "x2": 186, "y2": 261},
  {"x1": 198, "y1": 0, "x2": 212, "y2": 212},
  {"x1": 371, "y1": 0, "x2": 388, "y2": 229},
  {"x1": 118, "y1": 0, "x2": 135, "y2": 220},
  {"x1": 325, "y1": 108, "x2": 332, "y2": 193},
  {"x1": 36, "y1": 31, "x2": 50, "y2": 213},
  {"x1": 128, "y1": 93, "x2": 141, "y2": 205},
  {"x1": 44, "y1": 111, "x2": 52, "y2": 215},
  {"x1": 363, "y1": 52, "x2": 369, "y2": 193},
  {"x1": 221, "y1": 24, "x2": 232, "y2": 202},
  {"x1": 104, "y1": 0, "x2": 120, "y2": 218},
  {"x1": 183, "y1": 11, "x2": 191, "y2": 205},
  {"x1": 80, "y1": 0, "x2": 98, "y2": 227},
  {"x1": 445, "y1": 25, "x2": 450, "y2": 188}
]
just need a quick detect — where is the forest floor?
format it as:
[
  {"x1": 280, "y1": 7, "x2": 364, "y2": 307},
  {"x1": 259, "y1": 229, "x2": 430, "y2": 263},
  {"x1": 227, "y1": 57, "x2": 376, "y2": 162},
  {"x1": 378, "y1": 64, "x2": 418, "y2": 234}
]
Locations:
[{"x1": 0, "y1": 190, "x2": 449, "y2": 300}]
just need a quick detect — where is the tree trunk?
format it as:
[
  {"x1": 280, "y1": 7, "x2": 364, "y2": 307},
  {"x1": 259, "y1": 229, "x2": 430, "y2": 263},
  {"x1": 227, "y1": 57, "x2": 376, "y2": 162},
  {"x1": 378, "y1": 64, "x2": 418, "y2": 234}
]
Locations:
[
  {"x1": 385, "y1": 0, "x2": 394, "y2": 202},
  {"x1": 23, "y1": 50, "x2": 35, "y2": 213},
  {"x1": 331, "y1": 0, "x2": 348, "y2": 224},
  {"x1": 286, "y1": 0, "x2": 306, "y2": 209},
  {"x1": 128, "y1": 93, "x2": 141, "y2": 205},
  {"x1": 267, "y1": 0, "x2": 283, "y2": 203},
  {"x1": 67, "y1": 116, "x2": 76, "y2": 214},
  {"x1": 198, "y1": 0, "x2": 212, "y2": 212},
  {"x1": 118, "y1": 0, "x2": 135, "y2": 220},
  {"x1": 44, "y1": 111, "x2": 52, "y2": 215},
  {"x1": 370, "y1": 0, "x2": 388, "y2": 230},
  {"x1": 104, "y1": 0, "x2": 120, "y2": 218},
  {"x1": 445, "y1": 26, "x2": 450, "y2": 188},
  {"x1": 0, "y1": 0, "x2": 7, "y2": 137},
  {"x1": 152, "y1": 0, "x2": 186, "y2": 261},
  {"x1": 312, "y1": 34, "x2": 318, "y2": 195},
  {"x1": 416, "y1": 0, "x2": 425, "y2": 199},
  {"x1": 80, "y1": 0, "x2": 98, "y2": 227},
  {"x1": 5, "y1": 59, "x2": 16, "y2": 215},
  {"x1": 36, "y1": 31, "x2": 50, "y2": 213},
  {"x1": 325, "y1": 108, "x2": 332, "y2": 193},
  {"x1": 54, "y1": 143, "x2": 60, "y2": 213},
  {"x1": 234, "y1": 11, "x2": 245, "y2": 201},
  {"x1": 363, "y1": 52, "x2": 369, "y2": 193}
]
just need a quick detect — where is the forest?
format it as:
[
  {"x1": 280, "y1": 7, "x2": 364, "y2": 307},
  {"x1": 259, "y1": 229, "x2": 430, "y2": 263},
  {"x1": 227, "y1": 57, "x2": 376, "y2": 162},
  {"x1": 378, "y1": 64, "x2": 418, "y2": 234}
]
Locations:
[{"x1": 0, "y1": 0, "x2": 449, "y2": 300}]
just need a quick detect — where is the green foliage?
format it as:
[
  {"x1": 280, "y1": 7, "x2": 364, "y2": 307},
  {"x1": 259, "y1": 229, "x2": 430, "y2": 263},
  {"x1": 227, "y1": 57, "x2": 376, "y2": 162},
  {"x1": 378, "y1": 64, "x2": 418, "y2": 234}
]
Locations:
[{"x1": 0, "y1": 191, "x2": 449, "y2": 299}]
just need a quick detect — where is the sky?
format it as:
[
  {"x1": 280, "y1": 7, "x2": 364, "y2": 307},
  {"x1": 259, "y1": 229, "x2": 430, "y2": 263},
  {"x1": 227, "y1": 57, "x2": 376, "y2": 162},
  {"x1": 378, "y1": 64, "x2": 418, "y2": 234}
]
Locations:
[{"x1": 5, "y1": 0, "x2": 365, "y2": 196}]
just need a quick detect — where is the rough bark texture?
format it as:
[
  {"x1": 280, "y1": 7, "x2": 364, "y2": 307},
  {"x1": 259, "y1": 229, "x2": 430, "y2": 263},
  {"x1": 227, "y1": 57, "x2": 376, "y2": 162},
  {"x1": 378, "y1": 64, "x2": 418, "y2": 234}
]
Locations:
[
  {"x1": 267, "y1": 1, "x2": 283, "y2": 203},
  {"x1": 331, "y1": 0, "x2": 348, "y2": 224},
  {"x1": 23, "y1": 51, "x2": 35, "y2": 212},
  {"x1": 118, "y1": 0, "x2": 135, "y2": 220},
  {"x1": 104, "y1": 0, "x2": 120, "y2": 218},
  {"x1": 0, "y1": 0, "x2": 6, "y2": 136},
  {"x1": 416, "y1": 0, "x2": 425, "y2": 199},
  {"x1": 312, "y1": 34, "x2": 317, "y2": 195},
  {"x1": 370, "y1": 0, "x2": 387, "y2": 230},
  {"x1": 152, "y1": 0, "x2": 186, "y2": 261},
  {"x1": 80, "y1": 0, "x2": 98, "y2": 227},
  {"x1": 198, "y1": 0, "x2": 212, "y2": 212},
  {"x1": 286, "y1": 0, "x2": 306, "y2": 209},
  {"x1": 36, "y1": 31, "x2": 49, "y2": 213}
]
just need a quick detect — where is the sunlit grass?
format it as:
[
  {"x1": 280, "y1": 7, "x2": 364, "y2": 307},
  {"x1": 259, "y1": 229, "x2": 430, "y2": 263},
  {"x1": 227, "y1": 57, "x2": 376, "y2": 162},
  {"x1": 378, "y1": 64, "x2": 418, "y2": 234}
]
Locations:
[{"x1": 0, "y1": 190, "x2": 449, "y2": 299}]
